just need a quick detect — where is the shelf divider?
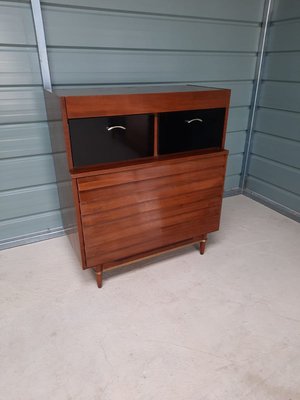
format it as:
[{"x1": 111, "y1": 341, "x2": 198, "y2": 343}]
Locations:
[{"x1": 154, "y1": 113, "x2": 158, "y2": 157}]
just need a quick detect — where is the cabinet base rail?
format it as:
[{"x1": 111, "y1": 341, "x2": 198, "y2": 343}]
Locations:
[{"x1": 93, "y1": 235, "x2": 208, "y2": 288}]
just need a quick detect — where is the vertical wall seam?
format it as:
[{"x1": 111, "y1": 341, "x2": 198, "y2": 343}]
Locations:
[
  {"x1": 240, "y1": 0, "x2": 273, "y2": 191},
  {"x1": 30, "y1": 0, "x2": 52, "y2": 91}
]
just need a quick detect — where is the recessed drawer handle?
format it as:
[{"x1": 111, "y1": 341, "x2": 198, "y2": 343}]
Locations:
[
  {"x1": 106, "y1": 125, "x2": 126, "y2": 132},
  {"x1": 185, "y1": 118, "x2": 203, "y2": 124}
]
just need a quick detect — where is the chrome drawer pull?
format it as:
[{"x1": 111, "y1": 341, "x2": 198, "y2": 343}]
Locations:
[
  {"x1": 185, "y1": 118, "x2": 203, "y2": 124},
  {"x1": 106, "y1": 125, "x2": 126, "y2": 131}
]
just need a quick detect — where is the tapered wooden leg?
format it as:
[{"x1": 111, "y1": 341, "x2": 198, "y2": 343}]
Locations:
[
  {"x1": 94, "y1": 266, "x2": 103, "y2": 288},
  {"x1": 199, "y1": 235, "x2": 207, "y2": 255}
]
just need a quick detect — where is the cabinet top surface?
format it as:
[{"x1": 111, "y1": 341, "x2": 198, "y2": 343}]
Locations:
[{"x1": 51, "y1": 85, "x2": 227, "y2": 98}]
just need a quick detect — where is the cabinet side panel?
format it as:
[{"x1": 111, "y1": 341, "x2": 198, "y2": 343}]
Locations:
[
  {"x1": 221, "y1": 94, "x2": 231, "y2": 149},
  {"x1": 44, "y1": 90, "x2": 83, "y2": 264}
]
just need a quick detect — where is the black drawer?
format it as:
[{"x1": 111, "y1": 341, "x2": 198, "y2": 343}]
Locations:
[
  {"x1": 158, "y1": 108, "x2": 225, "y2": 155},
  {"x1": 68, "y1": 114, "x2": 154, "y2": 167}
]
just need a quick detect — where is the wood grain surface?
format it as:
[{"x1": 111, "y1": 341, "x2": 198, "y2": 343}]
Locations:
[
  {"x1": 65, "y1": 89, "x2": 230, "y2": 119},
  {"x1": 78, "y1": 152, "x2": 227, "y2": 268}
]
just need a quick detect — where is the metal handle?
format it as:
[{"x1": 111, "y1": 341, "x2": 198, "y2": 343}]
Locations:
[
  {"x1": 185, "y1": 118, "x2": 203, "y2": 124},
  {"x1": 106, "y1": 125, "x2": 126, "y2": 132}
]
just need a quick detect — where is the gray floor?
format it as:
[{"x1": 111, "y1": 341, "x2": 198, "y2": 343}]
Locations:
[{"x1": 1, "y1": 195, "x2": 300, "y2": 400}]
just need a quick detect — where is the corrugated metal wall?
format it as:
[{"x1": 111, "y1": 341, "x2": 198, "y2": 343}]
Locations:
[
  {"x1": 0, "y1": 0, "x2": 264, "y2": 248},
  {"x1": 246, "y1": 0, "x2": 300, "y2": 215},
  {"x1": 0, "y1": 0, "x2": 64, "y2": 248}
]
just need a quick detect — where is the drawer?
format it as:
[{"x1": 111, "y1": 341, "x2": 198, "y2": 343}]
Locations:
[
  {"x1": 68, "y1": 114, "x2": 154, "y2": 167},
  {"x1": 158, "y1": 108, "x2": 225, "y2": 155},
  {"x1": 78, "y1": 152, "x2": 228, "y2": 268}
]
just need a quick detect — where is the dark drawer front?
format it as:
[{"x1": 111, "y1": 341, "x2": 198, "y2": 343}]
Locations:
[
  {"x1": 68, "y1": 114, "x2": 154, "y2": 167},
  {"x1": 158, "y1": 108, "x2": 225, "y2": 155}
]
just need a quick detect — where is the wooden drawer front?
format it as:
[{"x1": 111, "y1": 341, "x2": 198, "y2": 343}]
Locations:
[
  {"x1": 159, "y1": 108, "x2": 225, "y2": 155},
  {"x1": 78, "y1": 153, "x2": 227, "y2": 268},
  {"x1": 68, "y1": 114, "x2": 154, "y2": 168}
]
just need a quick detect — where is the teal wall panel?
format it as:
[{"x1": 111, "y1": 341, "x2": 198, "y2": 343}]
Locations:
[
  {"x1": 0, "y1": 88, "x2": 47, "y2": 124},
  {"x1": 48, "y1": 50, "x2": 256, "y2": 85},
  {"x1": 246, "y1": 0, "x2": 300, "y2": 216},
  {"x1": 268, "y1": 20, "x2": 300, "y2": 52},
  {"x1": 0, "y1": 48, "x2": 41, "y2": 85},
  {"x1": 224, "y1": 175, "x2": 241, "y2": 191},
  {"x1": 0, "y1": 122, "x2": 64, "y2": 158},
  {"x1": 0, "y1": 0, "x2": 264, "y2": 248},
  {"x1": 0, "y1": 181, "x2": 72, "y2": 222},
  {"x1": 255, "y1": 108, "x2": 300, "y2": 141},
  {"x1": 42, "y1": 6, "x2": 260, "y2": 52},
  {"x1": 248, "y1": 156, "x2": 300, "y2": 196},
  {"x1": 1, "y1": 0, "x2": 298, "y2": 247},
  {"x1": 0, "y1": 211, "x2": 63, "y2": 243},
  {"x1": 0, "y1": 185, "x2": 60, "y2": 221},
  {"x1": 226, "y1": 107, "x2": 250, "y2": 132},
  {"x1": 226, "y1": 154, "x2": 243, "y2": 176},
  {"x1": 0, "y1": 154, "x2": 68, "y2": 192},
  {"x1": 272, "y1": 0, "x2": 300, "y2": 21},
  {"x1": 251, "y1": 133, "x2": 300, "y2": 169},
  {"x1": 259, "y1": 82, "x2": 300, "y2": 112},
  {"x1": 226, "y1": 131, "x2": 247, "y2": 154},
  {"x1": 0, "y1": 2, "x2": 36, "y2": 45},
  {"x1": 263, "y1": 53, "x2": 300, "y2": 82},
  {"x1": 41, "y1": 0, "x2": 264, "y2": 22},
  {"x1": 246, "y1": 177, "x2": 300, "y2": 213}
]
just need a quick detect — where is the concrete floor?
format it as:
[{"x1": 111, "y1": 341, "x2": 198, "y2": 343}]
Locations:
[{"x1": 0, "y1": 195, "x2": 300, "y2": 400}]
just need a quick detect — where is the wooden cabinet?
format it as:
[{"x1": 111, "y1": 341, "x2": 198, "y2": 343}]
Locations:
[{"x1": 44, "y1": 85, "x2": 230, "y2": 288}]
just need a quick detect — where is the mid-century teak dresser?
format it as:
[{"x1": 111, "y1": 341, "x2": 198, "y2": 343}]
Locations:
[{"x1": 44, "y1": 85, "x2": 231, "y2": 288}]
